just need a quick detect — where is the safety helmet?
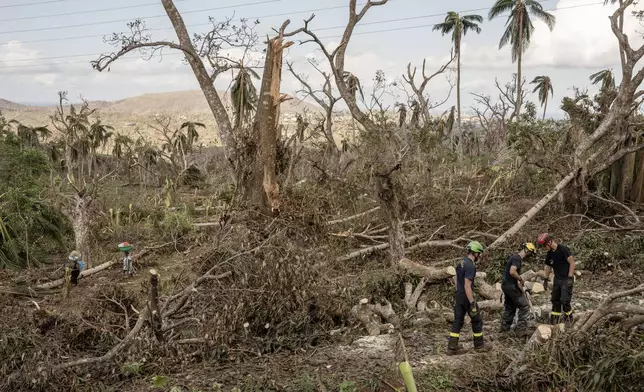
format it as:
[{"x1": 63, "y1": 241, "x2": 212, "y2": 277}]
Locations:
[
  {"x1": 537, "y1": 233, "x2": 551, "y2": 246},
  {"x1": 522, "y1": 242, "x2": 537, "y2": 255},
  {"x1": 68, "y1": 250, "x2": 80, "y2": 261},
  {"x1": 466, "y1": 241, "x2": 484, "y2": 254}
]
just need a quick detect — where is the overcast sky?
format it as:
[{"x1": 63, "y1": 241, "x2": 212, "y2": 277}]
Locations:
[{"x1": 0, "y1": 0, "x2": 641, "y2": 118}]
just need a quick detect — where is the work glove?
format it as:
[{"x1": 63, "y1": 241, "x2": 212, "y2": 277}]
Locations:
[
  {"x1": 543, "y1": 279, "x2": 549, "y2": 291},
  {"x1": 469, "y1": 301, "x2": 478, "y2": 317},
  {"x1": 566, "y1": 276, "x2": 574, "y2": 287}
]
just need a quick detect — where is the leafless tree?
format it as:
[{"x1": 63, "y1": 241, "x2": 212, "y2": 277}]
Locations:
[
  {"x1": 471, "y1": 75, "x2": 526, "y2": 150},
  {"x1": 286, "y1": 58, "x2": 341, "y2": 153},
  {"x1": 401, "y1": 53, "x2": 455, "y2": 129},
  {"x1": 289, "y1": 0, "x2": 412, "y2": 263}
]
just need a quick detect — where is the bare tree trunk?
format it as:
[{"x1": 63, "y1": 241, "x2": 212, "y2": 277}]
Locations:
[
  {"x1": 72, "y1": 192, "x2": 92, "y2": 268},
  {"x1": 630, "y1": 150, "x2": 644, "y2": 202},
  {"x1": 160, "y1": 0, "x2": 234, "y2": 158},
  {"x1": 621, "y1": 149, "x2": 636, "y2": 201},
  {"x1": 456, "y1": 35, "x2": 462, "y2": 154},
  {"x1": 542, "y1": 95, "x2": 547, "y2": 120},
  {"x1": 376, "y1": 165, "x2": 406, "y2": 263},
  {"x1": 516, "y1": 11, "x2": 524, "y2": 121}
]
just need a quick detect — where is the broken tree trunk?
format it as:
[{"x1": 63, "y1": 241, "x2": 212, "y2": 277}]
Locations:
[
  {"x1": 398, "y1": 258, "x2": 456, "y2": 282},
  {"x1": 160, "y1": 0, "x2": 234, "y2": 159},
  {"x1": 250, "y1": 35, "x2": 291, "y2": 213}
]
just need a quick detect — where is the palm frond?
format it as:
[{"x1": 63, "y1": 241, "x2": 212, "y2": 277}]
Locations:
[{"x1": 489, "y1": 0, "x2": 515, "y2": 19}]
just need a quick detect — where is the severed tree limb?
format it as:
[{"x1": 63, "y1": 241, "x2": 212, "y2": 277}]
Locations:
[
  {"x1": 336, "y1": 235, "x2": 420, "y2": 262},
  {"x1": 326, "y1": 207, "x2": 381, "y2": 226},
  {"x1": 478, "y1": 300, "x2": 504, "y2": 311},
  {"x1": 577, "y1": 283, "x2": 644, "y2": 333},
  {"x1": 54, "y1": 305, "x2": 150, "y2": 370},
  {"x1": 350, "y1": 298, "x2": 383, "y2": 336},
  {"x1": 404, "y1": 278, "x2": 427, "y2": 311},
  {"x1": 489, "y1": 169, "x2": 579, "y2": 249}
]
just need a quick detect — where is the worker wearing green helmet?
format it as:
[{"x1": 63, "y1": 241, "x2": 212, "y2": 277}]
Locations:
[{"x1": 447, "y1": 240, "x2": 490, "y2": 355}]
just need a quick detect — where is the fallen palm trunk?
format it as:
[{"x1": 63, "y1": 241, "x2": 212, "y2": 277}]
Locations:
[{"x1": 477, "y1": 300, "x2": 503, "y2": 311}]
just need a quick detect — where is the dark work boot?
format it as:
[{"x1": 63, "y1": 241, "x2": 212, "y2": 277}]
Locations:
[
  {"x1": 446, "y1": 336, "x2": 466, "y2": 356},
  {"x1": 473, "y1": 335, "x2": 491, "y2": 352},
  {"x1": 549, "y1": 313, "x2": 561, "y2": 325}
]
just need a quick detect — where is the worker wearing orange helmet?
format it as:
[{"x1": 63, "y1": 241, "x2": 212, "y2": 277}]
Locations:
[{"x1": 537, "y1": 233, "x2": 576, "y2": 325}]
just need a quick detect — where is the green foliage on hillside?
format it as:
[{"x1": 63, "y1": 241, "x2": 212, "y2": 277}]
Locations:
[{"x1": 0, "y1": 112, "x2": 70, "y2": 268}]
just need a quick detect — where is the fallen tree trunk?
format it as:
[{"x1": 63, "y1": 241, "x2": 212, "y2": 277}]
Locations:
[
  {"x1": 577, "y1": 283, "x2": 644, "y2": 333},
  {"x1": 489, "y1": 170, "x2": 578, "y2": 249},
  {"x1": 35, "y1": 246, "x2": 157, "y2": 290}
]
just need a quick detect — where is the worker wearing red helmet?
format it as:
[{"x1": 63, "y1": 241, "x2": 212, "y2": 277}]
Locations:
[{"x1": 537, "y1": 233, "x2": 576, "y2": 325}]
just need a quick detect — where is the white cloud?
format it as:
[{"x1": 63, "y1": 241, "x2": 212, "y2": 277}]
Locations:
[{"x1": 463, "y1": 0, "x2": 643, "y2": 70}]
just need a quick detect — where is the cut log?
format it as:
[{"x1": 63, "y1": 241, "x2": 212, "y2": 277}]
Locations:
[
  {"x1": 478, "y1": 300, "x2": 503, "y2": 311},
  {"x1": 531, "y1": 282, "x2": 545, "y2": 294},
  {"x1": 521, "y1": 270, "x2": 537, "y2": 282},
  {"x1": 398, "y1": 258, "x2": 456, "y2": 282},
  {"x1": 477, "y1": 281, "x2": 501, "y2": 301}
]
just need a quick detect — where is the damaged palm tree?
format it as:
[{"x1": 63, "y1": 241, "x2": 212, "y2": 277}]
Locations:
[
  {"x1": 489, "y1": 0, "x2": 644, "y2": 249},
  {"x1": 51, "y1": 92, "x2": 115, "y2": 268}
]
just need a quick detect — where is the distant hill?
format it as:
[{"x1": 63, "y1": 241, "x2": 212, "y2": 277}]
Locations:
[{"x1": 1, "y1": 90, "x2": 322, "y2": 146}]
